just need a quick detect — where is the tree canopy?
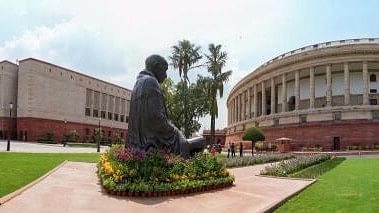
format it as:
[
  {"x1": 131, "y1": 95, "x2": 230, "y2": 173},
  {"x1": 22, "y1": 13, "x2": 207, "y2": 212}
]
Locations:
[{"x1": 242, "y1": 127, "x2": 265, "y2": 142}]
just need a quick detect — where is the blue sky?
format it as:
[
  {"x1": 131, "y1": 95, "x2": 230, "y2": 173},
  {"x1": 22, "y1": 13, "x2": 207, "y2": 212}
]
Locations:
[{"x1": 1, "y1": 0, "x2": 379, "y2": 131}]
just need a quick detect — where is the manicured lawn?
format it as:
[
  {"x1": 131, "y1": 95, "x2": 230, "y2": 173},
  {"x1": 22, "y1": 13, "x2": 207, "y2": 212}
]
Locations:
[
  {"x1": 0, "y1": 152, "x2": 100, "y2": 197},
  {"x1": 276, "y1": 157, "x2": 379, "y2": 212}
]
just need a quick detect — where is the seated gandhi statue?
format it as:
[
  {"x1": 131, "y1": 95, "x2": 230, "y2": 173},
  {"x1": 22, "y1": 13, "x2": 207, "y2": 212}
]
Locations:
[{"x1": 126, "y1": 54, "x2": 204, "y2": 158}]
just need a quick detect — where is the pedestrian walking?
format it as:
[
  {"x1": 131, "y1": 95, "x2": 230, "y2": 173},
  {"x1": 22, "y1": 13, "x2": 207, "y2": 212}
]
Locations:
[
  {"x1": 231, "y1": 143, "x2": 236, "y2": 158},
  {"x1": 239, "y1": 142, "x2": 243, "y2": 157},
  {"x1": 227, "y1": 143, "x2": 231, "y2": 158}
]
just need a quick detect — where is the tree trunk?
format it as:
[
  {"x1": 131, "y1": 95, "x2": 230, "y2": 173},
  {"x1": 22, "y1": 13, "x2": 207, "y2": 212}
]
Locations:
[{"x1": 210, "y1": 113, "x2": 215, "y2": 145}]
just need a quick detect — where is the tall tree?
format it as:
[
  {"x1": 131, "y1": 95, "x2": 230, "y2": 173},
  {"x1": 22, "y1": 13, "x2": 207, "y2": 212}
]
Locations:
[
  {"x1": 161, "y1": 78, "x2": 209, "y2": 137},
  {"x1": 204, "y1": 44, "x2": 232, "y2": 144},
  {"x1": 169, "y1": 40, "x2": 202, "y2": 138}
]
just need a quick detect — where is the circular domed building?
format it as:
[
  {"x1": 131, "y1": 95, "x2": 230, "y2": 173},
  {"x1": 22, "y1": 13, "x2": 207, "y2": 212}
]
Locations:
[{"x1": 227, "y1": 38, "x2": 379, "y2": 151}]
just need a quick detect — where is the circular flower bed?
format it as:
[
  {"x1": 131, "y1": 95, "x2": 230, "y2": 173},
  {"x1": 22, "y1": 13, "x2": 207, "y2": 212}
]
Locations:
[{"x1": 98, "y1": 144, "x2": 234, "y2": 197}]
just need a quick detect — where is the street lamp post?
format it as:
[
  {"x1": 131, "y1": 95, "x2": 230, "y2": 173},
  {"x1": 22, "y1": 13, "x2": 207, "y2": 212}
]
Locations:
[
  {"x1": 97, "y1": 117, "x2": 101, "y2": 152},
  {"x1": 6, "y1": 102, "x2": 13, "y2": 151},
  {"x1": 63, "y1": 119, "x2": 67, "y2": 147}
]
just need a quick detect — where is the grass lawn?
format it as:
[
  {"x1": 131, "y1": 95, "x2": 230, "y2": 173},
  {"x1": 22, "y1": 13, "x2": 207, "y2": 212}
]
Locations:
[
  {"x1": 276, "y1": 157, "x2": 379, "y2": 212},
  {"x1": 0, "y1": 152, "x2": 100, "y2": 197}
]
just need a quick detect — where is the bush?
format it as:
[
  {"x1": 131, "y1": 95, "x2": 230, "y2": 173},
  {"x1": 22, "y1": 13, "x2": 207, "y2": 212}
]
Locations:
[
  {"x1": 302, "y1": 147, "x2": 322, "y2": 152},
  {"x1": 255, "y1": 142, "x2": 277, "y2": 152},
  {"x1": 38, "y1": 131, "x2": 55, "y2": 143},
  {"x1": 242, "y1": 127, "x2": 265, "y2": 142},
  {"x1": 289, "y1": 157, "x2": 345, "y2": 179},
  {"x1": 98, "y1": 145, "x2": 234, "y2": 194},
  {"x1": 260, "y1": 154, "x2": 332, "y2": 177},
  {"x1": 219, "y1": 153, "x2": 294, "y2": 168},
  {"x1": 63, "y1": 130, "x2": 80, "y2": 142}
]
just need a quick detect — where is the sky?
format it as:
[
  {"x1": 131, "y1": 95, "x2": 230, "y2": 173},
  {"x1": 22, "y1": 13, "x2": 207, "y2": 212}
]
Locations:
[{"x1": 1, "y1": 0, "x2": 379, "y2": 131}]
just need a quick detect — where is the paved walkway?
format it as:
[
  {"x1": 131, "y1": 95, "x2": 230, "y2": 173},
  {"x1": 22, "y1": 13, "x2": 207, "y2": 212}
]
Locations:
[
  {"x1": 0, "y1": 141, "x2": 107, "y2": 153},
  {"x1": 0, "y1": 162, "x2": 313, "y2": 213}
]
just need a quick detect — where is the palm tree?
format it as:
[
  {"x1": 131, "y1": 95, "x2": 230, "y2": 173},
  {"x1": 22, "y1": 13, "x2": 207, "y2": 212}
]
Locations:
[
  {"x1": 205, "y1": 44, "x2": 232, "y2": 145},
  {"x1": 169, "y1": 40, "x2": 202, "y2": 138},
  {"x1": 169, "y1": 40, "x2": 202, "y2": 84}
]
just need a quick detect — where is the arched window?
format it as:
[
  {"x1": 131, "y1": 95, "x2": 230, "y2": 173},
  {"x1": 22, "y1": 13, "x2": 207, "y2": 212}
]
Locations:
[{"x1": 370, "y1": 74, "x2": 376, "y2": 82}]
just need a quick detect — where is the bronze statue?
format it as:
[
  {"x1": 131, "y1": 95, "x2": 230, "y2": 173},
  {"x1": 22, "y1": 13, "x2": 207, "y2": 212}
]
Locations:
[{"x1": 126, "y1": 55, "x2": 204, "y2": 158}]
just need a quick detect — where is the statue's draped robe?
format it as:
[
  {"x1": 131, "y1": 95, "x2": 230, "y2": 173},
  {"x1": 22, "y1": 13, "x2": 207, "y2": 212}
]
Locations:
[{"x1": 126, "y1": 70, "x2": 189, "y2": 157}]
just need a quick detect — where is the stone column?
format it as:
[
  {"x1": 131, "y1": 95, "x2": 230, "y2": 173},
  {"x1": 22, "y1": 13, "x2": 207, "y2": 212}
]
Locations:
[
  {"x1": 326, "y1": 64, "x2": 332, "y2": 107},
  {"x1": 344, "y1": 62, "x2": 350, "y2": 105},
  {"x1": 261, "y1": 81, "x2": 266, "y2": 116},
  {"x1": 253, "y1": 84, "x2": 258, "y2": 118},
  {"x1": 237, "y1": 95, "x2": 240, "y2": 122},
  {"x1": 309, "y1": 67, "x2": 315, "y2": 109},
  {"x1": 234, "y1": 98, "x2": 237, "y2": 123},
  {"x1": 295, "y1": 70, "x2": 300, "y2": 110},
  {"x1": 281, "y1": 74, "x2": 287, "y2": 112},
  {"x1": 363, "y1": 61, "x2": 369, "y2": 105},
  {"x1": 241, "y1": 92, "x2": 245, "y2": 121},
  {"x1": 271, "y1": 78, "x2": 275, "y2": 114},
  {"x1": 247, "y1": 88, "x2": 251, "y2": 119},
  {"x1": 239, "y1": 94, "x2": 242, "y2": 121}
]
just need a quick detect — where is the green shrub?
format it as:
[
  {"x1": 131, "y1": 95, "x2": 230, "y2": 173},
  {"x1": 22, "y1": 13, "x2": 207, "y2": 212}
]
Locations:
[
  {"x1": 242, "y1": 127, "x2": 265, "y2": 142},
  {"x1": 289, "y1": 157, "x2": 345, "y2": 179},
  {"x1": 219, "y1": 153, "x2": 294, "y2": 168},
  {"x1": 98, "y1": 145, "x2": 234, "y2": 193},
  {"x1": 260, "y1": 154, "x2": 332, "y2": 177},
  {"x1": 63, "y1": 130, "x2": 80, "y2": 142},
  {"x1": 38, "y1": 131, "x2": 55, "y2": 143}
]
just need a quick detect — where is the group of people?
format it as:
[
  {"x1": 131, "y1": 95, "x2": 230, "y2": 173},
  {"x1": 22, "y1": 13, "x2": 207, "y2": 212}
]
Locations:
[{"x1": 227, "y1": 142, "x2": 243, "y2": 158}]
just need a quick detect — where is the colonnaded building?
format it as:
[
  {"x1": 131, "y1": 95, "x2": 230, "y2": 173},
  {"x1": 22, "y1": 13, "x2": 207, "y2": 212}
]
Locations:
[
  {"x1": 227, "y1": 38, "x2": 379, "y2": 151},
  {"x1": 0, "y1": 58, "x2": 131, "y2": 142}
]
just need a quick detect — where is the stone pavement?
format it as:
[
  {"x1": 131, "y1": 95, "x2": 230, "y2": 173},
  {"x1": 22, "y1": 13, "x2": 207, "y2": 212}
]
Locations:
[
  {"x1": 0, "y1": 162, "x2": 314, "y2": 213},
  {"x1": 0, "y1": 140, "x2": 107, "y2": 153}
]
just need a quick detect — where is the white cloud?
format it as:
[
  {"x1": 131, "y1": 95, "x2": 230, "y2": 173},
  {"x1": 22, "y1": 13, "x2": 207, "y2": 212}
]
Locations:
[{"x1": 0, "y1": 0, "x2": 295, "y2": 130}]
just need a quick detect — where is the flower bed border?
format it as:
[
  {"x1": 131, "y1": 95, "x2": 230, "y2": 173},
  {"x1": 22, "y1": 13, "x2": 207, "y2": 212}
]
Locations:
[{"x1": 101, "y1": 181, "x2": 234, "y2": 197}]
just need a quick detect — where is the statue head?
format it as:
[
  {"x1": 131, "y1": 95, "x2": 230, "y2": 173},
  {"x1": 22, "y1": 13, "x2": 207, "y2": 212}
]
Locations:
[{"x1": 145, "y1": 54, "x2": 168, "y2": 84}]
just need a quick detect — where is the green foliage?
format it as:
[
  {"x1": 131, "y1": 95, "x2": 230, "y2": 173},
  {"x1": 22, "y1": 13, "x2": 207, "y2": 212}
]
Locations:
[
  {"x1": 161, "y1": 78, "x2": 209, "y2": 137},
  {"x1": 200, "y1": 43, "x2": 232, "y2": 144},
  {"x1": 260, "y1": 154, "x2": 332, "y2": 177},
  {"x1": 38, "y1": 131, "x2": 55, "y2": 143},
  {"x1": 219, "y1": 153, "x2": 294, "y2": 168},
  {"x1": 289, "y1": 157, "x2": 345, "y2": 179},
  {"x1": 63, "y1": 130, "x2": 80, "y2": 142},
  {"x1": 255, "y1": 142, "x2": 277, "y2": 152},
  {"x1": 98, "y1": 145, "x2": 234, "y2": 193},
  {"x1": 242, "y1": 127, "x2": 265, "y2": 142}
]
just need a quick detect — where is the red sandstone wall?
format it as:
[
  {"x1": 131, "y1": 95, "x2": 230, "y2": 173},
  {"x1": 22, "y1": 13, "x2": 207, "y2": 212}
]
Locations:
[
  {"x1": 17, "y1": 117, "x2": 127, "y2": 143},
  {"x1": 225, "y1": 120, "x2": 379, "y2": 151},
  {"x1": 0, "y1": 117, "x2": 17, "y2": 139}
]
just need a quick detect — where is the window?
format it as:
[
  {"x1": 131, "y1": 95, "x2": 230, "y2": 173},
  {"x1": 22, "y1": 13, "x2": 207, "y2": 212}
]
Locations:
[
  {"x1": 114, "y1": 114, "x2": 119, "y2": 121},
  {"x1": 101, "y1": 111, "x2": 106, "y2": 119},
  {"x1": 273, "y1": 119, "x2": 279, "y2": 126},
  {"x1": 333, "y1": 112, "x2": 342, "y2": 121},
  {"x1": 93, "y1": 109, "x2": 99, "y2": 118},
  {"x1": 126, "y1": 116, "x2": 129, "y2": 123},
  {"x1": 370, "y1": 99, "x2": 377, "y2": 105},
  {"x1": 120, "y1": 115, "x2": 124, "y2": 122},
  {"x1": 85, "y1": 108, "x2": 91, "y2": 116},
  {"x1": 300, "y1": 115, "x2": 307, "y2": 124},
  {"x1": 370, "y1": 89, "x2": 377, "y2": 94},
  {"x1": 108, "y1": 112, "x2": 113, "y2": 120},
  {"x1": 108, "y1": 131, "x2": 111, "y2": 137},
  {"x1": 372, "y1": 111, "x2": 379, "y2": 120},
  {"x1": 370, "y1": 74, "x2": 376, "y2": 82}
]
